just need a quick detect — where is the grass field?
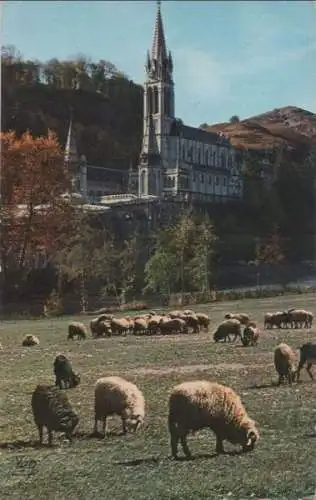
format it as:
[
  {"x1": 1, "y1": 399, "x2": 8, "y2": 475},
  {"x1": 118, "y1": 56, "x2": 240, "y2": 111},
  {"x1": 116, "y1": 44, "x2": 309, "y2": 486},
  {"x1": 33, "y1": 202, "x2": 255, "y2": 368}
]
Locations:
[{"x1": 0, "y1": 293, "x2": 316, "y2": 500}]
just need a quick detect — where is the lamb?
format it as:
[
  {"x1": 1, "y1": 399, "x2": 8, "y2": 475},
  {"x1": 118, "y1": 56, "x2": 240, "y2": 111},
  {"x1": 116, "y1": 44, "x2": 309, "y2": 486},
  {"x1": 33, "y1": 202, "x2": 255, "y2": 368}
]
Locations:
[
  {"x1": 241, "y1": 325, "x2": 259, "y2": 347},
  {"x1": 225, "y1": 313, "x2": 249, "y2": 325},
  {"x1": 53, "y1": 355, "x2": 80, "y2": 389},
  {"x1": 213, "y1": 319, "x2": 242, "y2": 343},
  {"x1": 274, "y1": 343, "x2": 297, "y2": 385},
  {"x1": 93, "y1": 376, "x2": 145, "y2": 437},
  {"x1": 296, "y1": 342, "x2": 316, "y2": 381},
  {"x1": 168, "y1": 380, "x2": 259, "y2": 459},
  {"x1": 31, "y1": 384, "x2": 79, "y2": 446},
  {"x1": 22, "y1": 335, "x2": 40, "y2": 347},
  {"x1": 67, "y1": 322, "x2": 87, "y2": 340}
]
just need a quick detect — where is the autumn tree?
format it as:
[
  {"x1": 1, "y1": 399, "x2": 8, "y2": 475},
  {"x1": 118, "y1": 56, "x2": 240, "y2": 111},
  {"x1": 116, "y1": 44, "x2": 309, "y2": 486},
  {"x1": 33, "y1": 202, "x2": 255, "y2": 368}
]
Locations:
[{"x1": 0, "y1": 130, "x2": 73, "y2": 299}]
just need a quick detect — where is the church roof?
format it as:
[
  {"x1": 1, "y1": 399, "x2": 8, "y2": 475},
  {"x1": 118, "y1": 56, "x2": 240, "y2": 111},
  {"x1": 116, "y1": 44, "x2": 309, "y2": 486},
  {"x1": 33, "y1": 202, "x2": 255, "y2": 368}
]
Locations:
[{"x1": 169, "y1": 119, "x2": 232, "y2": 146}]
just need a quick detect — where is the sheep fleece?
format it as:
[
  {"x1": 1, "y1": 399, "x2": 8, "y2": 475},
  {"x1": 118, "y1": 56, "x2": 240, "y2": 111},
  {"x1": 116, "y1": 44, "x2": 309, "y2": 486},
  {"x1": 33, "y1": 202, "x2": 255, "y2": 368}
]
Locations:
[
  {"x1": 94, "y1": 376, "x2": 145, "y2": 421},
  {"x1": 168, "y1": 381, "x2": 259, "y2": 445}
]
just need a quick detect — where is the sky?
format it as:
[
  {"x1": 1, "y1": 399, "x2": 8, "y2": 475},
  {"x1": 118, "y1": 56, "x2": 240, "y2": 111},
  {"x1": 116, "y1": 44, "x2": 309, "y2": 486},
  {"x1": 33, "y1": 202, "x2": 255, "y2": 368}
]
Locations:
[{"x1": 1, "y1": 0, "x2": 316, "y2": 127}]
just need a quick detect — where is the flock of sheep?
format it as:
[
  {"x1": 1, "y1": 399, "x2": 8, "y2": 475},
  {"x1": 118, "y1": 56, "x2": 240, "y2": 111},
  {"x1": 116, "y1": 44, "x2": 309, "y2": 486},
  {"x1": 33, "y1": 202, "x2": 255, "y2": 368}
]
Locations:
[{"x1": 18, "y1": 305, "x2": 316, "y2": 459}]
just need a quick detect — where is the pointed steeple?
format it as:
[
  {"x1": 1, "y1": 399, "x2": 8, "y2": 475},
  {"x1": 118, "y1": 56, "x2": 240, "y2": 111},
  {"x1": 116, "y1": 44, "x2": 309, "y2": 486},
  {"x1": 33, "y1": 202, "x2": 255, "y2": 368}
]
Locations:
[
  {"x1": 151, "y1": 0, "x2": 167, "y2": 62},
  {"x1": 64, "y1": 109, "x2": 79, "y2": 164}
]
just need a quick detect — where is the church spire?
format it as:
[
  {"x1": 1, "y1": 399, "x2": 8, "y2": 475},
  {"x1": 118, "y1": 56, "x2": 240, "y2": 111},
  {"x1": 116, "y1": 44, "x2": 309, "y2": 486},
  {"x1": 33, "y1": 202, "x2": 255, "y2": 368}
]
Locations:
[
  {"x1": 151, "y1": 0, "x2": 167, "y2": 62},
  {"x1": 64, "y1": 108, "x2": 79, "y2": 164}
]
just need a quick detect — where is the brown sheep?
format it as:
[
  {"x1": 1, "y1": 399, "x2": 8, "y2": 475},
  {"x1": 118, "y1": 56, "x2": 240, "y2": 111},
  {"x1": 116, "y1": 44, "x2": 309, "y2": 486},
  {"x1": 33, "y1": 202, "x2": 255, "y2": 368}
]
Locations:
[
  {"x1": 213, "y1": 319, "x2": 242, "y2": 343},
  {"x1": 287, "y1": 309, "x2": 313, "y2": 329},
  {"x1": 274, "y1": 343, "x2": 297, "y2": 385},
  {"x1": 147, "y1": 315, "x2": 163, "y2": 335},
  {"x1": 110, "y1": 318, "x2": 131, "y2": 336},
  {"x1": 133, "y1": 318, "x2": 148, "y2": 335},
  {"x1": 168, "y1": 380, "x2": 259, "y2": 459},
  {"x1": 179, "y1": 313, "x2": 200, "y2": 334},
  {"x1": 160, "y1": 317, "x2": 188, "y2": 335}
]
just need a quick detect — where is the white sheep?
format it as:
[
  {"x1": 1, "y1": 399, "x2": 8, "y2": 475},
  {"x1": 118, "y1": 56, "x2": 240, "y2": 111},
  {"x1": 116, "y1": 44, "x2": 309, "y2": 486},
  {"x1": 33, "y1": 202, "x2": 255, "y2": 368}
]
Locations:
[
  {"x1": 274, "y1": 343, "x2": 297, "y2": 385},
  {"x1": 93, "y1": 376, "x2": 145, "y2": 437},
  {"x1": 22, "y1": 335, "x2": 40, "y2": 347},
  {"x1": 168, "y1": 380, "x2": 259, "y2": 459}
]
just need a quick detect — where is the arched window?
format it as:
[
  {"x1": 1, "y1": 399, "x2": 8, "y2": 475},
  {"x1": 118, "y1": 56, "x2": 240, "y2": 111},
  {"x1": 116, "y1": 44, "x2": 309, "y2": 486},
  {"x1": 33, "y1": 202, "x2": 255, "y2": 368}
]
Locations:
[
  {"x1": 147, "y1": 87, "x2": 152, "y2": 115},
  {"x1": 213, "y1": 151, "x2": 216, "y2": 166},
  {"x1": 164, "y1": 87, "x2": 169, "y2": 115},
  {"x1": 153, "y1": 87, "x2": 159, "y2": 114},
  {"x1": 200, "y1": 146, "x2": 204, "y2": 165},
  {"x1": 182, "y1": 143, "x2": 186, "y2": 161},
  {"x1": 140, "y1": 170, "x2": 146, "y2": 194}
]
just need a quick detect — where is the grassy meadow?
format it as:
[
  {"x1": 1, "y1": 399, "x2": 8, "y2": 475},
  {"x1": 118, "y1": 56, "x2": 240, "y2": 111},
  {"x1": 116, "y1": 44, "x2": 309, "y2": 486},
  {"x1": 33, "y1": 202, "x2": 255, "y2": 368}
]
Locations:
[{"x1": 0, "y1": 293, "x2": 315, "y2": 500}]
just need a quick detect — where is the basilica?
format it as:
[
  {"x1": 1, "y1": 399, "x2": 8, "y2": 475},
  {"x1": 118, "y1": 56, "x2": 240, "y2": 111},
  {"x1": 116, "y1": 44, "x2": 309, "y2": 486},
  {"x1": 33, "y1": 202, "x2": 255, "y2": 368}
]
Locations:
[
  {"x1": 130, "y1": 1, "x2": 243, "y2": 203},
  {"x1": 64, "y1": 1, "x2": 243, "y2": 207}
]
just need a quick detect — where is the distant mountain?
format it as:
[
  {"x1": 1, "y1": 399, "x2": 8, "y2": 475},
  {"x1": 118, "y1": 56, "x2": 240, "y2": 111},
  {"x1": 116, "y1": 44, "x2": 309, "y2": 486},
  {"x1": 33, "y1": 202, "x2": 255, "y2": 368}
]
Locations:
[{"x1": 202, "y1": 106, "x2": 316, "y2": 151}]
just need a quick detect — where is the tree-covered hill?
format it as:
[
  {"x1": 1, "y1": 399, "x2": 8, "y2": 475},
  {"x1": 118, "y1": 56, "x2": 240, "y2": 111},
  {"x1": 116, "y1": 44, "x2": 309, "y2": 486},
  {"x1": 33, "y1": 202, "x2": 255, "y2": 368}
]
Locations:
[{"x1": 1, "y1": 45, "x2": 143, "y2": 167}]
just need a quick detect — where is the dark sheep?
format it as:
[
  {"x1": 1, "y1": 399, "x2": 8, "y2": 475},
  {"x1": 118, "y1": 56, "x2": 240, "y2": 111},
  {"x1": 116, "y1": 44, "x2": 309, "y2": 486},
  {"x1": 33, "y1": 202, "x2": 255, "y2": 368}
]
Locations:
[
  {"x1": 31, "y1": 384, "x2": 79, "y2": 446},
  {"x1": 53, "y1": 355, "x2": 80, "y2": 389}
]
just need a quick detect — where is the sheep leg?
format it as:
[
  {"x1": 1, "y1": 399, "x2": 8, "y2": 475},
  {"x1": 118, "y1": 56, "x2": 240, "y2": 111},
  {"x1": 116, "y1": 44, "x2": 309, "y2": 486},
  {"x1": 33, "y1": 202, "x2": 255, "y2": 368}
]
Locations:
[
  {"x1": 121, "y1": 417, "x2": 127, "y2": 434},
  {"x1": 101, "y1": 417, "x2": 108, "y2": 436},
  {"x1": 180, "y1": 434, "x2": 192, "y2": 460},
  {"x1": 170, "y1": 433, "x2": 179, "y2": 459},
  {"x1": 306, "y1": 363, "x2": 314, "y2": 380},
  {"x1": 287, "y1": 372, "x2": 292, "y2": 386},
  {"x1": 38, "y1": 425, "x2": 43, "y2": 445},
  {"x1": 48, "y1": 429, "x2": 53, "y2": 446},
  {"x1": 215, "y1": 435, "x2": 224, "y2": 454}
]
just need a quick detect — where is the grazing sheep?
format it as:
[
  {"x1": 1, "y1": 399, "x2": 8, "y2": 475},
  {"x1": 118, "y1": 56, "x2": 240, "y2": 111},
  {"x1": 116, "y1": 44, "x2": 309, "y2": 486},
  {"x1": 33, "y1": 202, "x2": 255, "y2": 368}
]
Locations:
[
  {"x1": 168, "y1": 310, "x2": 182, "y2": 319},
  {"x1": 159, "y1": 317, "x2": 188, "y2": 335},
  {"x1": 296, "y1": 342, "x2": 316, "y2": 381},
  {"x1": 93, "y1": 376, "x2": 145, "y2": 436},
  {"x1": 225, "y1": 313, "x2": 249, "y2": 325},
  {"x1": 195, "y1": 313, "x2": 211, "y2": 332},
  {"x1": 274, "y1": 343, "x2": 297, "y2": 386},
  {"x1": 91, "y1": 318, "x2": 112, "y2": 338},
  {"x1": 265, "y1": 311, "x2": 289, "y2": 329},
  {"x1": 68, "y1": 322, "x2": 87, "y2": 340},
  {"x1": 213, "y1": 319, "x2": 242, "y2": 343},
  {"x1": 53, "y1": 355, "x2": 80, "y2": 389},
  {"x1": 241, "y1": 325, "x2": 259, "y2": 347},
  {"x1": 22, "y1": 335, "x2": 40, "y2": 347},
  {"x1": 31, "y1": 384, "x2": 79, "y2": 446},
  {"x1": 133, "y1": 317, "x2": 148, "y2": 336},
  {"x1": 287, "y1": 309, "x2": 313, "y2": 329},
  {"x1": 179, "y1": 313, "x2": 200, "y2": 334},
  {"x1": 168, "y1": 380, "x2": 259, "y2": 459},
  {"x1": 147, "y1": 315, "x2": 163, "y2": 335},
  {"x1": 110, "y1": 318, "x2": 131, "y2": 336}
]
